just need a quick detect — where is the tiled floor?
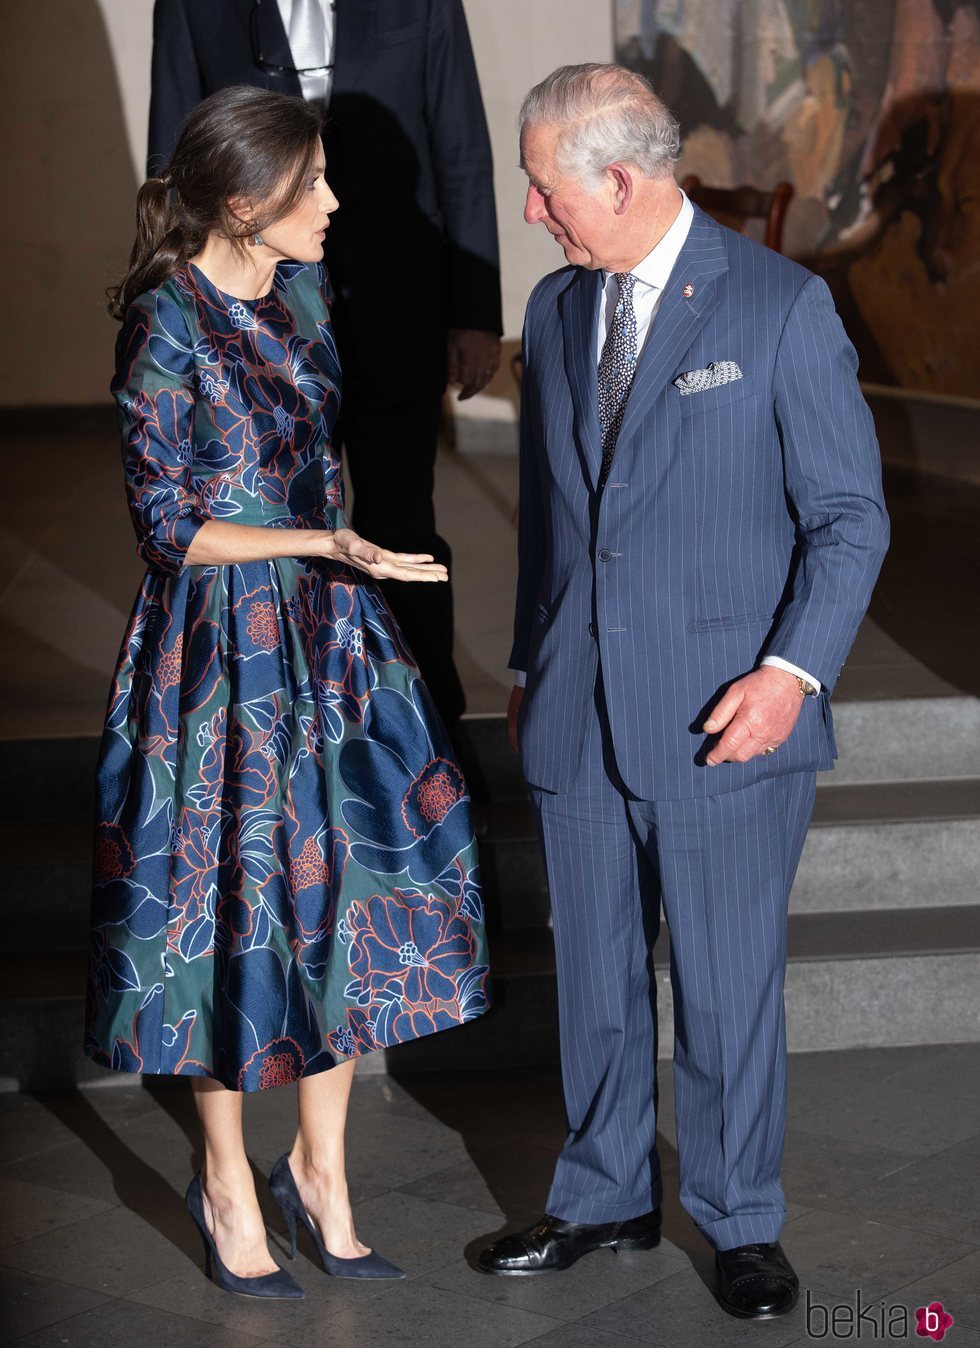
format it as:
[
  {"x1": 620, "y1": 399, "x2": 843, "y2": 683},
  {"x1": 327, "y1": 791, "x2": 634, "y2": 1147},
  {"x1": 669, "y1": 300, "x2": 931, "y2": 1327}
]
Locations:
[{"x1": 2, "y1": 1047, "x2": 980, "y2": 1346}]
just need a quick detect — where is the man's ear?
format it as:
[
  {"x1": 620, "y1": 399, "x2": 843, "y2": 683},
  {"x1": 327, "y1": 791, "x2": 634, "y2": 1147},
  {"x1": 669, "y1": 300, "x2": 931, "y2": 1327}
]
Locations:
[{"x1": 608, "y1": 164, "x2": 634, "y2": 216}]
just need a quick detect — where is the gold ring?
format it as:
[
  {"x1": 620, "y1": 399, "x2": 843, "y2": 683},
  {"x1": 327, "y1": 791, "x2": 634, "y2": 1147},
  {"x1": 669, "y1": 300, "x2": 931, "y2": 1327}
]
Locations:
[{"x1": 764, "y1": 745, "x2": 777, "y2": 755}]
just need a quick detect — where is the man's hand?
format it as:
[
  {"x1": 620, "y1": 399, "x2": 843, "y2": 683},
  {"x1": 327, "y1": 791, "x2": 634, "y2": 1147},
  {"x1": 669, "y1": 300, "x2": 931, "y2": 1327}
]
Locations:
[
  {"x1": 507, "y1": 685, "x2": 524, "y2": 753},
  {"x1": 329, "y1": 528, "x2": 448, "y2": 583},
  {"x1": 448, "y1": 329, "x2": 501, "y2": 400},
  {"x1": 703, "y1": 666, "x2": 805, "y2": 766}
]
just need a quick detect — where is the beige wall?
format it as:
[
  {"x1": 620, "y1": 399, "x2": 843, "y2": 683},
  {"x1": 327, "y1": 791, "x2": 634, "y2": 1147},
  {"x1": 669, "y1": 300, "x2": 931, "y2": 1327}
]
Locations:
[
  {"x1": 1, "y1": 0, "x2": 612, "y2": 406},
  {"x1": 3, "y1": 3, "x2": 149, "y2": 407},
  {"x1": 96, "y1": 0, "x2": 154, "y2": 177},
  {"x1": 463, "y1": 0, "x2": 613, "y2": 336}
]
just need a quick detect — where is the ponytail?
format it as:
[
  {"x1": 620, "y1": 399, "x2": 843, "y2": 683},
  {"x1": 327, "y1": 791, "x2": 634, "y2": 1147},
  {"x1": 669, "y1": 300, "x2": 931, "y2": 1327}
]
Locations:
[{"x1": 107, "y1": 174, "x2": 202, "y2": 320}]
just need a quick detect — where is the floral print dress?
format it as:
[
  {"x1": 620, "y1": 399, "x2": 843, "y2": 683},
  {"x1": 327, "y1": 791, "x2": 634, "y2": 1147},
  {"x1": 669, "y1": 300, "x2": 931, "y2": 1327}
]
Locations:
[{"x1": 85, "y1": 261, "x2": 490, "y2": 1090}]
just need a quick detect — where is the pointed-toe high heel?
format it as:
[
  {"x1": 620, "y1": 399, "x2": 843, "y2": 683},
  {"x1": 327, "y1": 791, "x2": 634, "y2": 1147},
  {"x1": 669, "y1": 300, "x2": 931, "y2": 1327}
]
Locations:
[
  {"x1": 269, "y1": 1154, "x2": 406, "y2": 1280},
  {"x1": 185, "y1": 1175, "x2": 305, "y2": 1298}
]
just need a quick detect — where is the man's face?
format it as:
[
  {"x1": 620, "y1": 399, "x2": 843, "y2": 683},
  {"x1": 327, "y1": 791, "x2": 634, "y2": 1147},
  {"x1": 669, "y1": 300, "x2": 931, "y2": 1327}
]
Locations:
[{"x1": 521, "y1": 123, "x2": 616, "y2": 269}]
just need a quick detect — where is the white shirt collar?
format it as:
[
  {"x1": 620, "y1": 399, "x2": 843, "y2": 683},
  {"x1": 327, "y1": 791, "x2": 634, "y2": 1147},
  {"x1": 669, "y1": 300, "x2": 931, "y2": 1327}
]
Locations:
[{"x1": 605, "y1": 190, "x2": 694, "y2": 292}]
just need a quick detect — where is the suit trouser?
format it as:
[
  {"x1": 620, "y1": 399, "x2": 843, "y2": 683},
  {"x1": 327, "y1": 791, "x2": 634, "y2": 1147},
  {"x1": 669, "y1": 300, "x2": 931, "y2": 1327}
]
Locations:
[
  {"x1": 529, "y1": 682, "x2": 816, "y2": 1249},
  {"x1": 340, "y1": 388, "x2": 466, "y2": 726}
]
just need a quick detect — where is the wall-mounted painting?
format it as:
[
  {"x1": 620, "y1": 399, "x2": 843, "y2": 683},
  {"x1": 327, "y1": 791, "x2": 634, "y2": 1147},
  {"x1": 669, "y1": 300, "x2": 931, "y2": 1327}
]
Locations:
[{"x1": 615, "y1": 0, "x2": 980, "y2": 397}]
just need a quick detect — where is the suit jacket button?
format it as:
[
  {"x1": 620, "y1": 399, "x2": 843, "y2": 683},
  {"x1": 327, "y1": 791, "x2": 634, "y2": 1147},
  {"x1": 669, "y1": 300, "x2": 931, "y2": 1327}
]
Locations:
[
  {"x1": 598, "y1": 548, "x2": 612, "y2": 562},
  {"x1": 588, "y1": 623, "x2": 598, "y2": 637}
]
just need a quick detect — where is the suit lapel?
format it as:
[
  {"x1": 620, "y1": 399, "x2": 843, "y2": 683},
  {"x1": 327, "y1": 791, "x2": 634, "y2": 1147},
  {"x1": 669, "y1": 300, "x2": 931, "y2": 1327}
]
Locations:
[
  {"x1": 613, "y1": 208, "x2": 730, "y2": 461},
  {"x1": 245, "y1": 0, "x2": 302, "y2": 94},
  {"x1": 332, "y1": 0, "x2": 374, "y2": 93},
  {"x1": 559, "y1": 267, "x2": 603, "y2": 489}
]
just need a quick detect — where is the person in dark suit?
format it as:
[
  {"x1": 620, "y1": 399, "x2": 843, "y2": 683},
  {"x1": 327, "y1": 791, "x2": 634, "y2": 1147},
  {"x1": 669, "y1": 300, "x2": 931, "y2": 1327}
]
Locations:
[
  {"x1": 149, "y1": 0, "x2": 503, "y2": 725},
  {"x1": 477, "y1": 65, "x2": 889, "y2": 1319}
]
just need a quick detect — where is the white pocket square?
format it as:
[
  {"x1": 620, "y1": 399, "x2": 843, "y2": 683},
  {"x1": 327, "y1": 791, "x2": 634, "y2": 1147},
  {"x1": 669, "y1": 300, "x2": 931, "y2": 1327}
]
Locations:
[{"x1": 673, "y1": 361, "x2": 743, "y2": 395}]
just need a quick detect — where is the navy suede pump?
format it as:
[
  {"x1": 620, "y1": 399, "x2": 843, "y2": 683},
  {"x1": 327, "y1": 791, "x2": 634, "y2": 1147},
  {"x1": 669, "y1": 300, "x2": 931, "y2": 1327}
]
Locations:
[
  {"x1": 185, "y1": 1174, "x2": 304, "y2": 1298},
  {"x1": 269, "y1": 1154, "x2": 406, "y2": 1280}
]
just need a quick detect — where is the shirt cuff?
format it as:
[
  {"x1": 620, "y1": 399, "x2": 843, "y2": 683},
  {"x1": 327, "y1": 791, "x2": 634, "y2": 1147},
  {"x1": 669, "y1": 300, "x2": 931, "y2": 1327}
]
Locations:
[
  {"x1": 513, "y1": 670, "x2": 527, "y2": 687},
  {"x1": 761, "y1": 656, "x2": 821, "y2": 694}
]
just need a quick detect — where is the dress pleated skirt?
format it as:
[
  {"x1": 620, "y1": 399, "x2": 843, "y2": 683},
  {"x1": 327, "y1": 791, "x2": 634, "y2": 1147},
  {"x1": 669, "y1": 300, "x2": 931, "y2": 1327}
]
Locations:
[{"x1": 85, "y1": 554, "x2": 490, "y2": 1089}]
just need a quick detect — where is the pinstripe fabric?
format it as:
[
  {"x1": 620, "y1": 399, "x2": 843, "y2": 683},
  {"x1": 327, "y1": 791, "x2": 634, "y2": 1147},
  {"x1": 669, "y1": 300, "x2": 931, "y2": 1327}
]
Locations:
[
  {"x1": 512, "y1": 207, "x2": 889, "y2": 1248},
  {"x1": 511, "y1": 208, "x2": 889, "y2": 800},
  {"x1": 532, "y1": 700, "x2": 662, "y2": 1224},
  {"x1": 533, "y1": 687, "x2": 815, "y2": 1243}
]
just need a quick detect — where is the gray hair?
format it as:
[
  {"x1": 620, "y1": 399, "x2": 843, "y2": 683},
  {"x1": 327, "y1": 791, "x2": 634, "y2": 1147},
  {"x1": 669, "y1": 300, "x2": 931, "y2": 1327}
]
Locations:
[{"x1": 519, "y1": 63, "x2": 680, "y2": 190}]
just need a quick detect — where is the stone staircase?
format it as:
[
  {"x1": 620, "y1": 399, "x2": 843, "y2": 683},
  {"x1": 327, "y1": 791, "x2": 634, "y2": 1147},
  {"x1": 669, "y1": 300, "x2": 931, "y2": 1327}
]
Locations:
[
  {"x1": 1, "y1": 693, "x2": 978, "y2": 1089},
  {"x1": 456, "y1": 698, "x2": 980, "y2": 1065}
]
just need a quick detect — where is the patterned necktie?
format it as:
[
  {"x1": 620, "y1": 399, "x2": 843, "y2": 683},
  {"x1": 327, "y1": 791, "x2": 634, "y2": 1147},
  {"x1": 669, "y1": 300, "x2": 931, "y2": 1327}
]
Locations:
[
  {"x1": 597, "y1": 272, "x2": 638, "y2": 485},
  {"x1": 288, "y1": 0, "x2": 329, "y2": 101}
]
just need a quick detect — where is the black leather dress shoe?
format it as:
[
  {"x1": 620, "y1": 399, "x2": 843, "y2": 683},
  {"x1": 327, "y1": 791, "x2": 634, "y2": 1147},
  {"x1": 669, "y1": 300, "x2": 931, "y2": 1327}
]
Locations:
[
  {"x1": 477, "y1": 1210, "x2": 661, "y2": 1276},
  {"x1": 715, "y1": 1241, "x2": 799, "y2": 1319}
]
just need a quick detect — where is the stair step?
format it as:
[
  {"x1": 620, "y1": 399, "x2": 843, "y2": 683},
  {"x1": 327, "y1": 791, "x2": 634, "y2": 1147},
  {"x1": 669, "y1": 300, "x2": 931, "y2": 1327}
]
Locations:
[
  {"x1": 477, "y1": 777, "x2": 980, "y2": 841},
  {"x1": 6, "y1": 787, "x2": 970, "y2": 961},
  {"x1": 794, "y1": 815, "x2": 978, "y2": 916},
  {"x1": 3, "y1": 705, "x2": 974, "y2": 1084},
  {"x1": 4, "y1": 693, "x2": 977, "y2": 823},
  {"x1": 0, "y1": 823, "x2": 93, "y2": 955},
  {"x1": 785, "y1": 904, "x2": 980, "y2": 961},
  {"x1": 5, "y1": 909, "x2": 979, "y2": 1087},
  {"x1": 0, "y1": 955, "x2": 102, "y2": 1092},
  {"x1": 486, "y1": 907, "x2": 980, "y2": 971},
  {"x1": 474, "y1": 779, "x2": 980, "y2": 926},
  {"x1": 391, "y1": 908, "x2": 980, "y2": 1068},
  {"x1": 0, "y1": 821, "x2": 92, "y2": 862},
  {"x1": 813, "y1": 778, "x2": 980, "y2": 824},
  {"x1": 0, "y1": 954, "x2": 87, "y2": 1000},
  {"x1": 459, "y1": 699, "x2": 980, "y2": 801},
  {"x1": 0, "y1": 737, "x2": 100, "y2": 820},
  {"x1": 479, "y1": 821, "x2": 979, "y2": 926},
  {"x1": 0, "y1": 997, "x2": 110, "y2": 1092},
  {"x1": 4, "y1": 780, "x2": 975, "y2": 960},
  {"x1": 830, "y1": 697, "x2": 980, "y2": 784}
]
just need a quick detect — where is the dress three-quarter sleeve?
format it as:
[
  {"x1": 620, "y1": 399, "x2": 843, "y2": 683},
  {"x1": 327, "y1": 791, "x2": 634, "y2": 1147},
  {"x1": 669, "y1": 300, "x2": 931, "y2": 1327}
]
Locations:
[
  {"x1": 313, "y1": 262, "x2": 348, "y2": 531},
  {"x1": 111, "y1": 290, "x2": 209, "y2": 576}
]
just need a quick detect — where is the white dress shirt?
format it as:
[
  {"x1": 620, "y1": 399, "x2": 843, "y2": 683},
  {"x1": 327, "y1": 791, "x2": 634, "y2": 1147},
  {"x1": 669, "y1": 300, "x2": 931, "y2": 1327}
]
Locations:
[
  {"x1": 516, "y1": 189, "x2": 820, "y2": 694},
  {"x1": 276, "y1": 0, "x2": 335, "y2": 104},
  {"x1": 596, "y1": 191, "x2": 694, "y2": 363}
]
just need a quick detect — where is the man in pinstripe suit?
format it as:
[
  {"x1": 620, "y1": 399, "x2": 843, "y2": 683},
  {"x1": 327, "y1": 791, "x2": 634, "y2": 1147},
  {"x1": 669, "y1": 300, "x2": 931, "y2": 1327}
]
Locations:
[{"x1": 477, "y1": 65, "x2": 889, "y2": 1319}]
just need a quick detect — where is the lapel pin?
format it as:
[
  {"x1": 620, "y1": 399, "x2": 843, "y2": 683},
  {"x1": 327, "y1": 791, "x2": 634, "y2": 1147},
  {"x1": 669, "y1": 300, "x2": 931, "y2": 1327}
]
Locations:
[{"x1": 682, "y1": 282, "x2": 695, "y2": 298}]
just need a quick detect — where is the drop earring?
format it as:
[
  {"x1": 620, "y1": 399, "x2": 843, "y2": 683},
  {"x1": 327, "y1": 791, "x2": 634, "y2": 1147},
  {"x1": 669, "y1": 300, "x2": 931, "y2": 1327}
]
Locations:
[{"x1": 250, "y1": 229, "x2": 265, "y2": 247}]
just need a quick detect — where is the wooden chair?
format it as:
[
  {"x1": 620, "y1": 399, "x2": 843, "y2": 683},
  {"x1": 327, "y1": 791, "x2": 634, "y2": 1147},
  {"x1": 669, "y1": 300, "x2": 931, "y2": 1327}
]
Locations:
[{"x1": 681, "y1": 175, "x2": 794, "y2": 254}]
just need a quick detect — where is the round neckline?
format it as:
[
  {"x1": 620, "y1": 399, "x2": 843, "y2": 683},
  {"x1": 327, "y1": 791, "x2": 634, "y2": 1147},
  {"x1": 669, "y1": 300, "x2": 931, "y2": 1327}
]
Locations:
[{"x1": 188, "y1": 260, "x2": 277, "y2": 307}]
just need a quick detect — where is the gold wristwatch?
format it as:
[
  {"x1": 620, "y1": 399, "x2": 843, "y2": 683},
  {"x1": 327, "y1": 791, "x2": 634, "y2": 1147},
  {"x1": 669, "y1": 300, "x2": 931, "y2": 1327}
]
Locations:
[{"x1": 796, "y1": 676, "x2": 819, "y2": 697}]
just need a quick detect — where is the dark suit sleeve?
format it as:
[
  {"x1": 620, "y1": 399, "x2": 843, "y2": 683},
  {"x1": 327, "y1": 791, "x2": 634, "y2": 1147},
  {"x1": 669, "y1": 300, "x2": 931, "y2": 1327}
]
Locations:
[
  {"x1": 765, "y1": 274, "x2": 890, "y2": 692},
  {"x1": 509, "y1": 313, "x2": 546, "y2": 672},
  {"x1": 148, "y1": 0, "x2": 205, "y2": 174},
  {"x1": 424, "y1": 0, "x2": 503, "y2": 335}
]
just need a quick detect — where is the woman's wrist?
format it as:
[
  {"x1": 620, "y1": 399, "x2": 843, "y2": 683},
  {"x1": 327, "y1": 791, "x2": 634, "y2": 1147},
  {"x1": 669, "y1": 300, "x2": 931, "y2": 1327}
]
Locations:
[{"x1": 289, "y1": 528, "x2": 336, "y2": 559}]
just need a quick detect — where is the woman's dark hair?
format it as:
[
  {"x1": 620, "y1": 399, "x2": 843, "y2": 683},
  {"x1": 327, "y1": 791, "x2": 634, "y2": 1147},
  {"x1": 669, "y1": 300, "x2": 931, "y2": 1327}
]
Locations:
[{"x1": 108, "y1": 85, "x2": 323, "y2": 319}]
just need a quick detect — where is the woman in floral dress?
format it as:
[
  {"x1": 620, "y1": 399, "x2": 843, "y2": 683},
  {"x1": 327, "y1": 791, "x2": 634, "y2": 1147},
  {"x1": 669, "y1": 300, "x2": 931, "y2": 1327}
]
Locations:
[{"x1": 86, "y1": 86, "x2": 489, "y2": 1296}]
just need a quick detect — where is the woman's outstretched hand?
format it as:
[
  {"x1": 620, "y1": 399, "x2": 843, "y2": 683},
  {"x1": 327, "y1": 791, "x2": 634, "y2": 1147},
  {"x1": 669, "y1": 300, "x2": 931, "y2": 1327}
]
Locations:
[{"x1": 328, "y1": 528, "x2": 448, "y2": 582}]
